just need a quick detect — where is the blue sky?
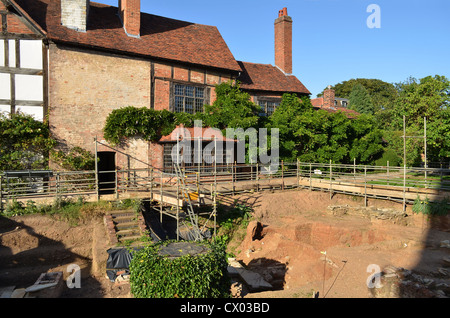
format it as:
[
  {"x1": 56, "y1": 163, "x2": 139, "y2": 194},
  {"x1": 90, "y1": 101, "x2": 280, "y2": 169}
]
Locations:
[{"x1": 97, "y1": 0, "x2": 450, "y2": 97}]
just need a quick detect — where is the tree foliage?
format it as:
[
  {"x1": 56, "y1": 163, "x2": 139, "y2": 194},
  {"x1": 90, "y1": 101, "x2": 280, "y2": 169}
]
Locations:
[
  {"x1": 349, "y1": 84, "x2": 375, "y2": 115},
  {"x1": 0, "y1": 112, "x2": 55, "y2": 170},
  {"x1": 129, "y1": 240, "x2": 230, "y2": 298},
  {"x1": 318, "y1": 78, "x2": 397, "y2": 112},
  {"x1": 202, "y1": 82, "x2": 260, "y2": 131},
  {"x1": 269, "y1": 94, "x2": 384, "y2": 164},
  {"x1": 380, "y1": 75, "x2": 450, "y2": 165}
]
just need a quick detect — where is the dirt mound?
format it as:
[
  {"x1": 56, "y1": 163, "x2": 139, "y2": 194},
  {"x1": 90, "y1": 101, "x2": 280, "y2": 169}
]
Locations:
[
  {"x1": 0, "y1": 214, "x2": 131, "y2": 297},
  {"x1": 232, "y1": 190, "x2": 450, "y2": 298}
]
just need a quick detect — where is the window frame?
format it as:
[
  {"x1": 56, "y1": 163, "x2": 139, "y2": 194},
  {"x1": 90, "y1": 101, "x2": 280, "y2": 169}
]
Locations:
[
  {"x1": 256, "y1": 97, "x2": 281, "y2": 117},
  {"x1": 171, "y1": 82, "x2": 209, "y2": 114}
]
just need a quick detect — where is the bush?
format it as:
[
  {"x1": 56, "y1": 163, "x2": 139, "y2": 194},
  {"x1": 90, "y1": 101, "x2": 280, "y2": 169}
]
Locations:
[
  {"x1": 375, "y1": 148, "x2": 402, "y2": 167},
  {"x1": 412, "y1": 196, "x2": 449, "y2": 216},
  {"x1": 129, "y1": 240, "x2": 230, "y2": 298}
]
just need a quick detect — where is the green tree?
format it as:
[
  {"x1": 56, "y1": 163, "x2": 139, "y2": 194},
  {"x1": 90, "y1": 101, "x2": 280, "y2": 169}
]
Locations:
[
  {"x1": 318, "y1": 78, "x2": 397, "y2": 112},
  {"x1": 381, "y1": 75, "x2": 450, "y2": 165},
  {"x1": 269, "y1": 94, "x2": 384, "y2": 164},
  {"x1": 0, "y1": 112, "x2": 55, "y2": 170},
  {"x1": 203, "y1": 82, "x2": 260, "y2": 131},
  {"x1": 390, "y1": 75, "x2": 450, "y2": 129},
  {"x1": 348, "y1": 114, "x2": 384, "y2": 163},
  {"x1": 349, "y1": 84, "x2": 375, "y2": 115}
]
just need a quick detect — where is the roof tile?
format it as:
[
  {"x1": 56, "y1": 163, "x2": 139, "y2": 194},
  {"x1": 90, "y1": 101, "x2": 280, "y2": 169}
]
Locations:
[{"x1": 13, "y1": 0, "x2": 241, "y2": 72}]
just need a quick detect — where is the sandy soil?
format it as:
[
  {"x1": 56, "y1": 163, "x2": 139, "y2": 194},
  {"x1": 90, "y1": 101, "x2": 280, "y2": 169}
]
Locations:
[
  {"x1": 231, "y1": 190, "x2": 450, "y2": 298},
  {"x1": 0, "y1": 189, "x2": 448, "y2": 298}
]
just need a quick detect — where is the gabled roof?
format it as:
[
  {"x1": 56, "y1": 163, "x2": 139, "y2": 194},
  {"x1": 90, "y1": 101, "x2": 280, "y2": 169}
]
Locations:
[
  {"x1": 12, "y1": 0, "x2": 241, "y2": 73},
  {"x1": 237, "y1": 61, "x2": 310, "y2": 95}
]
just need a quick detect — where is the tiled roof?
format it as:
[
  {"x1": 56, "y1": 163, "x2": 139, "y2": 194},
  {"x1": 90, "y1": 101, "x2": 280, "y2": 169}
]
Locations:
[
  {"x1": 314, "y1": 106, "x2": 360, "y2": 119},
  {"x1": 311, "y1": 97, "x2": 323, "y2": 107},
  {"x1": 159, "y1": 126, "x2": 235, "y2": 143},
  {"x1": 237, "y1": 61, "x2": 311, "y2": 95},
  {"x1": 310, "y1": 97, "x2": 359, "y2": 119},
  {"x1": 12, "y1": 0, "x2": 241, "y2": 72}
]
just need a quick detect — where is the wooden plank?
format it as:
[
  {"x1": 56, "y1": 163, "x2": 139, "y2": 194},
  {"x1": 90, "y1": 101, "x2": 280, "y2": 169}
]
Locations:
[
  {"x1": 152, "y1": 191, "x2": 184, "y2": 207},
  {"x1": 0, "y1": 286, "x2": 16, "y2": 298}
]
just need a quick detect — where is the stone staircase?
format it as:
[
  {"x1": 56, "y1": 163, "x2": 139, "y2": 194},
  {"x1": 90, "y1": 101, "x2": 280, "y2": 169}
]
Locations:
[{"x1": 104, "y1": 210, "x2": 147, "y2": 245}]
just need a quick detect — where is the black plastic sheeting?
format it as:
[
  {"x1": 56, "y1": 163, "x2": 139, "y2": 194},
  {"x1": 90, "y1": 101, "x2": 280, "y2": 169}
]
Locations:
[{"x1": 106, "y1": 247, "x2": 142, "y2": 282}]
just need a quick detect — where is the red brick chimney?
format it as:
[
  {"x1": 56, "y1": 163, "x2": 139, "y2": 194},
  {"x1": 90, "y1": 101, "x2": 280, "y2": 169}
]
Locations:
[
  {"x1": 323, "y1": 85, "x2": 335, "y2": 109},
  {"x1": 274, "y1": 7, "x2": 293, "y2": 74},
  {"x1": 119, "y1": 0, "x2": 140, "y2": 38}
]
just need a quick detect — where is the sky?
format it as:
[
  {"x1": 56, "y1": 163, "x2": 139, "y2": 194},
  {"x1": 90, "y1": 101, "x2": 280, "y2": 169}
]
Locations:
[{"x1": 97, "y1": 0, "x2": 450, "y2": 97}]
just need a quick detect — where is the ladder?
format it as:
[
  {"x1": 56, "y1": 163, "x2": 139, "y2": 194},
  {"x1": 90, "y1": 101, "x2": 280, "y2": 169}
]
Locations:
[{"x1": 173, "y1": 163, "x2": 204, "y2": 241}]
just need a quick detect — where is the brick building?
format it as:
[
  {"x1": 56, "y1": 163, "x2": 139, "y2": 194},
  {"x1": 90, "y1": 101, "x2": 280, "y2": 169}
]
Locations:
[
  {"x1": 0, "y1": 0, "x2": 310, "y2": 172},
  {"x1": 311, "y1": 86, "x2": 359, "y2": 119}
]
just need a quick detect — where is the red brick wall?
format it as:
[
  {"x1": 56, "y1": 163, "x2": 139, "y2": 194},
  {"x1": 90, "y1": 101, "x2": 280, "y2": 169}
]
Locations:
[
  {"x1": 48, "y1": 44, "x2": 230, "y2": 170},
  {"x1": 48, "y1": 44, "x2": 151, "y2": 169},
  {"x1": 3, "y1": 11, "x2": 35, "y2": 34}
]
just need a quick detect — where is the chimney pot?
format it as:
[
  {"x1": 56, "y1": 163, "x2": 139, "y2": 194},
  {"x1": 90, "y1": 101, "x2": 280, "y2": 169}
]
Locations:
[{"x1": 278, "y1": 7, "x2": 288, "y2": 18}]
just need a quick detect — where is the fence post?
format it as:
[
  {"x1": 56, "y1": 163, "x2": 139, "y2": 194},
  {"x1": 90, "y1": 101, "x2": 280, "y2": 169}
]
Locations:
[
  {"x1": 329, "y1": 160, "x2": 332, "y2": 200},
  {"x1": 150, "y1": 168, "x2": 153, "y2": 200},
  {"x1": 160, "y1": 173, "x2": 163, "y2": 223},
  {"x1": 0, "y1": 174, "x2": 3, "y2": 213},
  {"x1": 297, "y1": 159, "x2": 300, "y2": 188},
  {"x1": 115, "y1": 169, "x2": 119, "y2": 200},
  {"x1": 387, "y1": 161, "x2": 390, "y2": 186},
  {"x1": 232, "y1": 161, "x2": 236, "y2": 195},
  {"x1": 56, "y1": 172, "x2": 60, "y2": 200},
  {"x1": 309, "y1": 163, "x2": 312, "y2": 191},
  {"x1": 256, "y1": 162, "x2": 259, "y2": 192},
  {"x1": 176, "y1": 174, "x2": 180, "y2": 241},
  {"x1": 281, "y1": 160, "x2": 284, "y2": 190},
  {"x1": 364, "y1": 166, "x2": 367, "y2": 207},
  {"x1": 94, "y1": 137, "x2": 99, "y2": 201}
]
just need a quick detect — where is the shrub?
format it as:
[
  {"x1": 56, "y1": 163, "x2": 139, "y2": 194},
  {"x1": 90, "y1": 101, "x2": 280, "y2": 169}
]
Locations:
[
  {"x1": 412, "y1": 196, "x2": 449, "y2": 216},
  {"x1": 129, "y1": 240, "x2": 230, "y2": 298}
]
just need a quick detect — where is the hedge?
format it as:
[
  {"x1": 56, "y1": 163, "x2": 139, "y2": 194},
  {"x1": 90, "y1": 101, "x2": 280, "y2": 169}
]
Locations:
[{"x1": 129, "y1": 240, "x2": 230, "y2": 298}]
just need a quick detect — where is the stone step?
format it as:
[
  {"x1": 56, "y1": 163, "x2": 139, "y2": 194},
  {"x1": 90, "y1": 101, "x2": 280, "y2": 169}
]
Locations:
[
  {"x1": 117, "y1": 235, "x2": 143, "y2": 243},
  {"x1": 113, "y1": 216, "x2": 137, "y2": 225},
  {"x1": 116, "y1": 222, "x2": 140, "y2": 230},
  {"x1": 116, "y1": 228, "x2": 141, "y2": 237},
  {"x1": 109, "y1": 210, "x2": 136, "y2": 217}
]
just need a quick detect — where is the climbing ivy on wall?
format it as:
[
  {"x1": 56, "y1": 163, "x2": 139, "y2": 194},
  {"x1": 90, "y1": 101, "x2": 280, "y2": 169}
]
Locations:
[{"x1": 103, "y1": 107, "x2": 199, "y2": 145}]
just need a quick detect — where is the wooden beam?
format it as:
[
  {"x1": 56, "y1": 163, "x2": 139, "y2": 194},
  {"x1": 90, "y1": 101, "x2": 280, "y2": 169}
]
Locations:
[
  {"x1": 10, "y1": 72, "x2": 15, "y2": 114},
  {"x1": 0, "y1": 33, "x2": 43, "y2": 40},
  {"x1": 0, "y1": 99, "x2": 43, "y2": 107},
  {"x1": 14, "y1": 38, "x2": 19, "y2": 68},
  {"x1": 0, "y1": 66, "x2": 43, "y2": 75}
]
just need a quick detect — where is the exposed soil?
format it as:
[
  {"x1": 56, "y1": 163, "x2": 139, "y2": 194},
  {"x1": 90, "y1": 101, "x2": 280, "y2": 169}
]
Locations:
[
  {"x1": 0, "y1": 214, "x2": 131, "y2": 298},
  {"x1": 0, "y1": 189, "x2": 449, "y2": 298},
  {"x1": 230, "y1": 190, "x2": 450, "y2": 298}
]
